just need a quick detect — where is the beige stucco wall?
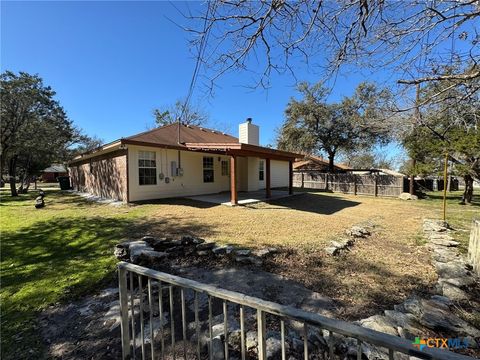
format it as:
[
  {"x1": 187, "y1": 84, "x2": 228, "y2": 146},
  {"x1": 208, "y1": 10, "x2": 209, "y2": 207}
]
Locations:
[
  {"x1": 271, "y1": 160, "x2": 289, "y2": 188},
  {"x1": 128, "y1": 145, "x2": 232, "y2": 202}
]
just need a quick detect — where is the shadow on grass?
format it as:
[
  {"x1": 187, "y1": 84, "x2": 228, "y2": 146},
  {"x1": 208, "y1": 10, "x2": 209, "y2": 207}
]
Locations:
[
  {"x1": 245, "y1": 192, "x2": 361, "y2": 215},
  {"x1": 132, "y1": 197, "x2": 220, "y2": 209},
  {"x1": 424, "y1": 191, "x2": 480, "y2": 207}
]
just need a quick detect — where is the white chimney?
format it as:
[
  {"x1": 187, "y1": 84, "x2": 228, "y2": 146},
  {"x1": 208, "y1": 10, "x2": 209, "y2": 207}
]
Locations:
[{"x1": 239, "y1": 118, "x2": 259, "y2": 146}]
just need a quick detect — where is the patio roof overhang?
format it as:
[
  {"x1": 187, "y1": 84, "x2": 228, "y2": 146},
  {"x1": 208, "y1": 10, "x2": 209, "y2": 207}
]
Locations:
[{"x1": 184, "y1": 142, "x2": 301, "y2": 161}]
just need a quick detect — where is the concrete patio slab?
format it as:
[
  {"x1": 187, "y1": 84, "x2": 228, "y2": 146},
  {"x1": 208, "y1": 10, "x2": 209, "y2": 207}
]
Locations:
[{"x1": 186, "y1": 190, "x2": 297, "y2": 206}]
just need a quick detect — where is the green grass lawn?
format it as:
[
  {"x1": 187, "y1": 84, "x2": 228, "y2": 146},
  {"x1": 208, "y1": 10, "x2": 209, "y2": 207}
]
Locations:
[
  {"x1": 0, "y1": 189, "x2": 162, "y2": 359},
  {"x1": 416, "y1": 190, "x2": 480, "y2": 253},
  {"x1": 0, "y1": 187, "x2": 477, "y2": 359}
]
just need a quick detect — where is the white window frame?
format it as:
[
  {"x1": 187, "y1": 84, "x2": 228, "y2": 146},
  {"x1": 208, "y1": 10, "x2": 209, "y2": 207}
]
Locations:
[
  {"x1": 138, "y1": 151, "x2": 157, "y2": 185},
  {"x1": 203, "y1": 156, "x2": 214, "y2": 183},
  {"x1": 221, "y1": 160, "x2": 229, "y2": 176},
  {"x1": 259, "y1": 160, "x2": 265, "y2": 181}
]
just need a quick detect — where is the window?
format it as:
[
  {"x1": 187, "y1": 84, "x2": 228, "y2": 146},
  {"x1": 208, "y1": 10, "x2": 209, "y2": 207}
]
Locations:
[
  {"x1": 138, "y1": 151, "x2": 157, "y2": 185},
  {"x1": 203, "y1": 156, "x2": 214, "y2": 183},
  {"x1": 221, "y1": 160, "x2": 229, "y2": 176},
  {"x1": 259, "y1": 160, "x2": 265, "y2": 181}
]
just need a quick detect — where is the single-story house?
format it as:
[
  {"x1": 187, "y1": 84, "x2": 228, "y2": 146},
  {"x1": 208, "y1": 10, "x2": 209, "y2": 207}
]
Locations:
[
  {"x1": 42, "y1": 164, "x2": 68, "y2": 182},
  {"x1": 293, "y1": 155, "x2": 350, "y2": 172},
  {"x1": 68, "y1": 119, "x2": 299, "y2": 204}
]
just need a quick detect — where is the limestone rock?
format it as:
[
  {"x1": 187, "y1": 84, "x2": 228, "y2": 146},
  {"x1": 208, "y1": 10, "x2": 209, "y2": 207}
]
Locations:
[
  {"x1": 435, "y1": 262, "x2": 469, "y2": 279},
  {"x1": 196, "y1": 242, "x2": 216, "y2": 251},
  {"x1": 440, "y1": 283, "x2": 470, "y2": 302},
  {"x1": 347, "y1": 226, "x2": 371, "y2": 238},
  {"x1": 438, "y1": 277, "x2": 476, "y2": 288},
  {"x1": 141, "y1": 235, "x2": 157, "y2": 245},
  {"x1": 357, "y1": 315, "x2": 399, "y2": 336},
  {"x1": 246, "y1": 331, "x2": 258, "y2": 349},
  {"x1": 211, "y1": 314, "x2": 239, "y2": 338},
  {"x1": 113, "y1": 245, "x2": 128, "y2": 260},
  {"x1": 402, "y1": 298, "x2": 480, "y2": 337},
  {"x1": 432, "y1": 248, "x2": 459, "y2": 263},
  {"x1": 129, "y1": 241, "x2": 153, "y2": 263},
  {"x1": 423, "y1": 219, "x2": 448, "y2": 232},
  {"x1": 399, "y1": 193, "x2": 418, "y2": 200},
  {"x1": 138, "y1": 250, "x2": 168, "y2": 265},
  {"x1": 212, "y1": 246, "x2": 233, "y2": 255},
  {"x1": 254, "y1": 248, "x2": 278, "y2": 258},
  {"x1": 266, "y1": 337, "x2": 283, "y2": 359},
  {"x1": 430, "y1": 295, "x2": 453, "y2": 308},
  {"x1": 235, "y1": 249, "x2": 251, "y2": 256},
  {"x1": 325, "y1": 247, "x2": 339, "y2": 256},
  {"x1": 429, "y1": 237, "x2": 459, "y2": 247},
  {"x1": 192, "y1": 237, "x2": 205, "y2": 245}
]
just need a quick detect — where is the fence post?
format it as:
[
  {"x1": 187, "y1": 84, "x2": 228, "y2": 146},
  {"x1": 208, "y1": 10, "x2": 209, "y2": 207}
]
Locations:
[
  {"x1": 468, "y1": 219, "x2": 480, "y2": 276},
  {"x1": 118, "y1": 266, "x2": 131, "y2": 359},
  {"x1": 354, "y1": 175, "x2": 357, "y2": 195},
  {"x1": 257, "y1": 310, "x2": 267, "y2": 360},
  {"x1": 301, "y1": 172, "x2": 304, "y2": 189},
  {"x1": 374, "y1": 175, "x2": 378, "y2": 197},
  {"x1": 325, "y1": 173, "x2": 329, "y2": 191}
]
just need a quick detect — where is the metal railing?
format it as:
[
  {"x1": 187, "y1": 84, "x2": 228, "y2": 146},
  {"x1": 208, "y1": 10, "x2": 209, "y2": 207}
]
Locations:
[{"x1": 118, "y1": 262, "x2": 474, "y2": 360}]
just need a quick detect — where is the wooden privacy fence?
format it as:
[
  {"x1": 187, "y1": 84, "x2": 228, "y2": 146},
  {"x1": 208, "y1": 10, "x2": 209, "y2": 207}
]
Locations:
[
  {"x1": 118, "y1": 262, "x2": 473, "y2": 360},
  {"x1": 468, "y1": 219, "x2": 480, "y2": 276},
  {"x1": 293, "y1": 171, "x2": 405, "y2": 197}
]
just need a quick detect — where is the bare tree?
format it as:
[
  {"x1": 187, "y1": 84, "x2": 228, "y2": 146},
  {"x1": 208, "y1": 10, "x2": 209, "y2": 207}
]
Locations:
[
  {"x1": 184, "y1": 0, "x2": 479, "y2": 105},
  {"x1": 153, "y1": 99, "x2": 208, "y2": 127}
]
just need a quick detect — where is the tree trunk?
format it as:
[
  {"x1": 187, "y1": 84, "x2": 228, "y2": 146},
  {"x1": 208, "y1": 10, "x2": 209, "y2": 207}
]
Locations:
[
  {"x1": 409, "y1": 158, "x2": 416, "y2": 195},
  {"x1": 18, "y1": 175, "x2": 31, "y2": 194},
  {"x1": 328, "y1": 153, "x2": 335, "y2": 173},
  {"x1": 462, "y1": 175, "x2": 474, "y2": 204},
  {"x1": 23, "y1": 176, "x2": 31, "y2": 193},
  {"x1": 8, "y1": 156, "x2": 18, "y2": 197}
]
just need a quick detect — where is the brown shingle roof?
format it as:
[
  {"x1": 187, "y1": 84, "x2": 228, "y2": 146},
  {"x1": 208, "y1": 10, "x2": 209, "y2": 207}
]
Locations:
[
  {"x1": 293, "y1": 155, "x2": 351, "y2": 170},
  {"x1": 123, "y1": 123, "x2": 238, "y2": 147}
]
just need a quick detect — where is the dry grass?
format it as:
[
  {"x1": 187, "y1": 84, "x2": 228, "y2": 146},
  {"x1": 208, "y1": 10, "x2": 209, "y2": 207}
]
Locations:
[
  {"x1": 142, "y1": 192, "x2": 431, "y2": 248},
  {"x1": 139, "y1": 191, "x2": 476, "y2": 320}
]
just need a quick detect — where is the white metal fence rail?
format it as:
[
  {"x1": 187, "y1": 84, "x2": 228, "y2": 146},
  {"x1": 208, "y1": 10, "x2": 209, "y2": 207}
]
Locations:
[{"x1": 118, "y1": 262, "x2": 473, "y2": 360}]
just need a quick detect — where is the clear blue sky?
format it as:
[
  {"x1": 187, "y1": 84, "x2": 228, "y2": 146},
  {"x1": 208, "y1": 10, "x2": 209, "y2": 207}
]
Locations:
[{"x1": 2, "y1": 1, "x2": 402, "y2": 159}]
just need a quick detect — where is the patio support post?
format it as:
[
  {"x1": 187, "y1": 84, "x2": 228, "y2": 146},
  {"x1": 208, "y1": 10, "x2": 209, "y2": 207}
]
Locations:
[
  {"x1": 230, "y1": 155, "x2": 238, "y2": 205},
  {"x1": 289, "y1": 160, "x2": 293, "y2": 195},
  {"x1": 266, "y1": 158, "x2": 271, "y2": 198}
]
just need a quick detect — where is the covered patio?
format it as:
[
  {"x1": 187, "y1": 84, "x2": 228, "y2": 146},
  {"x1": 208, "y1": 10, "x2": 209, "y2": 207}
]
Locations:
[
  {"x1": 185, "y1": 142, "x2": 299, "y2": 205},
  {"x1": 186, "y1": 189, "x2": 297, "y2": 206}
]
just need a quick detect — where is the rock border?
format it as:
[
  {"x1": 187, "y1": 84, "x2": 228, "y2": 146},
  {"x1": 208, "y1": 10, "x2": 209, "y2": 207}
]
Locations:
[
  {"x1": 115, "y1": 235, "x2": 278, "y2": 268},
  {"x1": 325, "y1": 224, "x2": 373, "y2": 255}
]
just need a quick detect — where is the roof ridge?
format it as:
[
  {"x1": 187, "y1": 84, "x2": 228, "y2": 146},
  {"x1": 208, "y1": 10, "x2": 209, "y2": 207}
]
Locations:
[
  {"x1": 123, "y1": 123, "x2": 238, "y2": 141},
  {"x1": 186, "y1": 124, "x2": 236, "y2": 138},
  {"x1": 123, "y1": 123, "x2": 179, "y2": 140}
]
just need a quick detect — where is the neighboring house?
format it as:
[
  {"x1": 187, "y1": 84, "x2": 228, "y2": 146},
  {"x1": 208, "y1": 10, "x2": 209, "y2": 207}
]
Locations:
[
  {"x1": 68, "y1": 119, "x2": 299, "y2": 204},
  {"x1": 42, "y1": 164, "x2": 68, "y2": 182},
  {"x1": 344, "y1": 168, "x2": 405, "y2": 176},
  {"x1": 293, "y1": 155, "x2": 350, "y2": 172}
]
